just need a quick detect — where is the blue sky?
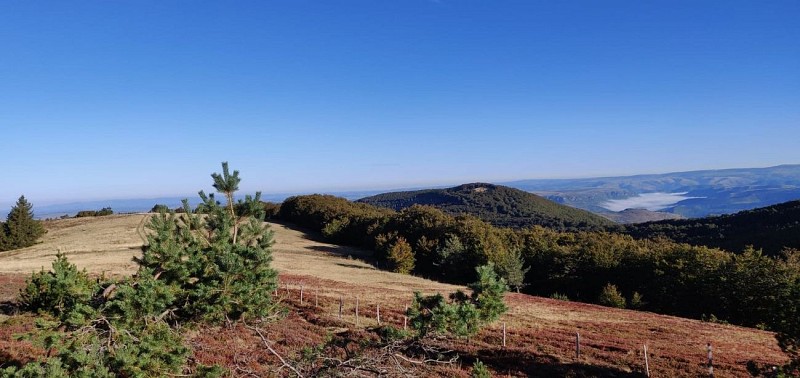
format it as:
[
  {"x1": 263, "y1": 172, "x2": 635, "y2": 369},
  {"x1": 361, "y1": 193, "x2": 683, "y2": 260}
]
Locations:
[{"x1": 1, "y1": 1, "x2": 798, "y2": 206}]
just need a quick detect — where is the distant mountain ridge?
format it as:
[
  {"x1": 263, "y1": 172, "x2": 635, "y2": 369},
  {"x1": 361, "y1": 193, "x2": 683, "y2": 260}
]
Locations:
[
  {"x1": 504, "y1": 164, "x2": 800, "y2": 219},
  {"x1": 357, "y1": 183, "x2": 616, "y2": 231},
  {"x1": 624, "y1": 199, "x2": 800, "y2": 256}
]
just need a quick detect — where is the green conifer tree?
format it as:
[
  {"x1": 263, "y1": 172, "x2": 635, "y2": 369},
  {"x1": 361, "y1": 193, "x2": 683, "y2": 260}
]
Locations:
[
  {"x1": 1, "y1": 195, "x2": 46, "y2": 251},
  {"x1": 407, "y1": 264, "x2": 508, "y2": 338},
  {"x1": 493, "y1": 248, "x2": 529, "y2": 293},
  {"x1": 139, "y1": 162, "x2": 278, "y2": 322},
  {"x1": 7, "y1": 163, "x2": 275, "y2": 376}
]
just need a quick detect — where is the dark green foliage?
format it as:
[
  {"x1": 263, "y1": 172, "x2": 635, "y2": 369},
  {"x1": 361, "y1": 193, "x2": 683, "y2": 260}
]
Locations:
[
  {"x1": 629, "y1": 291, "x2": 645, "y2": 309},
  {"x1": 277, "y1": 192, "x2": 800, "y2": 335},
  {"x1": 139, "y1": 166, "x2": 278, "y2": 323},
  {"x1": 279, "y1": 194, "x2": 392, "y2": 247},
  {"x1": 96, "y1": 207, "x2": 113, "y2": 216},
  {"x1": 0, "y1": 222, "x2": 7, "y2": 251},
  {"x1": 261, "y1": 201, "x2": 281, "y2": 219},
  {"x1": 0, "y1": 195, "x2": 46, "y2": 251},
  {"x1": 775, "y1": 273, "x2": 800, "y2": 372},
  {"x1": 471, "y1": 359, "x2": 491, "y2": 378},
  {"x1": 493, "y1": 248, "x2": 529, "y2": 292},
  {"x1": 624, "y1": 199, "x2": 800, "y2": 256},
  {"x1": 10, "y1": 163, "x2": 276, "y2": 376},
  {"x1": 387, "y1": 237, "x2": 415, "y2": 274},
  {"x1": 597, "y1": 283, "x2": 626, "y2": 309},
  {"x1": 469, "y1": 263, "x2": 509, "y2": 322},
  {"x1": 550, "y1": 293, "x2": 570, "y2": 301},
  {"x1": 19, "y1": 253, "x2": 99, "y2": 327},
  {"x1": 150, "y1": 204, "x2": 170, "y2": 213},
  {"x1": 358, "y1": 183, "x2": 616, "y2": 231},
  {"x1": 75, "y1": 207, "x2": 113, "y2": 218},
  {"x1": 407, "y1": 264, "x2": 507, "y2": 338}
]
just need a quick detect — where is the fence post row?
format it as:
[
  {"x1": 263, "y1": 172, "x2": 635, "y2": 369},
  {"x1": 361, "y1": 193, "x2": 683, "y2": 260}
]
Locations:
[
  {"x1": 275, "y1": 285, "x2": 722, "y2": 378},
  {"x1": 707, "y1": 342, "x2": 714, "y2": 377}
]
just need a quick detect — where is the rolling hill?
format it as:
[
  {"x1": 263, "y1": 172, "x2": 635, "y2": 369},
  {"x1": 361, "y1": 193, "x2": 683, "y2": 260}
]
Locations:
[
  {"x1": 505, "y1": 164, "x2": 800, "y2": 219},
  {"x1": 624, "y1": 199, "x2": 800, "y2": 256},
  {"x1": 357, "y1": 183, "x2": 617, "y2": 231},
  {"x1": 0, "y1": 214, "x2": 789, "y2": 376}
]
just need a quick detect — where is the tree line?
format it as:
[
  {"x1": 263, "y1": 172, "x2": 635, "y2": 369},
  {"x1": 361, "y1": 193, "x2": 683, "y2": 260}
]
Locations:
[{"x1": 276, "y1": 194, "x2": 800, "y2": 336}]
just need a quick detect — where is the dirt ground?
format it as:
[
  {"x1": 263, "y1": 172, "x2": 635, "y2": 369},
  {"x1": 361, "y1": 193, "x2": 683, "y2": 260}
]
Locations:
[{"x1": 0, "y1": 214, "x2": 790, "y2": 376}]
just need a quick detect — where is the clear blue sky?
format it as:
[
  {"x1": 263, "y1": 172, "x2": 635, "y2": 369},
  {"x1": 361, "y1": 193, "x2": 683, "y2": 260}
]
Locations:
[{"x1": 2, "y1": 1, "x2": 798, "y2": 206}]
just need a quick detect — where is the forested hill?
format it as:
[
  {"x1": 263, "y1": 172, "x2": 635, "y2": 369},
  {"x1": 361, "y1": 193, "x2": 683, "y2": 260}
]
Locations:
[
  {"x1": 357, "y1": 183, "x2": 616, "y2": 231},
  {"x1": 624, "y1": 199, "x2": 800, "y2": 256}
]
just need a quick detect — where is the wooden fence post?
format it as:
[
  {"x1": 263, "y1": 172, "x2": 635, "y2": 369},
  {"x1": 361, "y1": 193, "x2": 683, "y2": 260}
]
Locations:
[
  {"x1": 338, "y1": 296, "x2": 343, "y2": 319},
  {"x1": 300, "y1": 285, "x2": 304, "y2": 305},
  {"x1": 502, "y1": 322, "x2": 507, "y2": 348},
  {"x1": 644, "y1": 344, "x2": 650, "y2": 377},
  {"x1": 355, "y1": 297, "x2": 360, "y2": 326},
  {"x1": 376, "y1": 304, "x2": 381, "y2": 325},
  {"x1": 315, "y1": 288, "x2": 318, "y2": 307},
  {"x1": 575, "y1": 332, "x2": 581, "y2": 361},
  {"x1": 707, "y1": 342, "x2": 714, "y2": 377}
]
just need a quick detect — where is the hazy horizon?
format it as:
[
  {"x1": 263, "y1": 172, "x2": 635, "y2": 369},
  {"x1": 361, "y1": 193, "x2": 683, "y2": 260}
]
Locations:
[{"x1": 5, "y1": 162, "x2": 798, "y2": 214}]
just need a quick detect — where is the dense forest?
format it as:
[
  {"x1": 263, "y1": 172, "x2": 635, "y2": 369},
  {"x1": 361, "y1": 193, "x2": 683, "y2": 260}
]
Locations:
[
  {"x1": 357, "y1": 183, "x2": 615, "y2": 231},
  {"x1": 278, "y1": 194, "x2": 800, "y2": 339},
  {"x1": 624, "y1": 199, "x2": 800, "y2": 256}
]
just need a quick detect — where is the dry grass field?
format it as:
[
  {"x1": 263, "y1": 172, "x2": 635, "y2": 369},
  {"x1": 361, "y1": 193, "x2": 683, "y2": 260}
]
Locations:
[{"x1": 0, "y1": 214, "x2": 790, "y2": 376}]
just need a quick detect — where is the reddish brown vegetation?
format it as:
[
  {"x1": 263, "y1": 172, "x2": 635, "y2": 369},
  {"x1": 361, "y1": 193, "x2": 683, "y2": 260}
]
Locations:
[{"x1": 0, "y1": 272, "x2": 789, "y2": 376}]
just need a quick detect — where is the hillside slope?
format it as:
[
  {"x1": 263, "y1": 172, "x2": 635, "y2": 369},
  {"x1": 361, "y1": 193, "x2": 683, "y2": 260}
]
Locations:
[
  {"x1": 357, "y1": 183, "x2": 616, "y2": 231},
  {"x1": 507, "y1": 164, "x2": 800, "y2": 218},
  {"x1": 624, "y1": 199, "x2": 800, "y2": 255},
  {"x1": 0, "y1": 215, "x2": 789, "y2": 376}
]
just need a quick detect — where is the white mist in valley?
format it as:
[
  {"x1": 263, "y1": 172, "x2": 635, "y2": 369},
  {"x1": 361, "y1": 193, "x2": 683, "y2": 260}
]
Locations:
[{"x1": 602, "y1": 192, "x2": 704, "y2": 212}]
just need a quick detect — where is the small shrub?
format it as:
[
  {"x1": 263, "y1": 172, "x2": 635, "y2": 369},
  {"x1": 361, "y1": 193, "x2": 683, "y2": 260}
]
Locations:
[
  {"x1": 407, "y1": 264, "x2": 507, "y2": 338},
  {"x1": 598, "y1": 283, "x2": 626, "y2": 309},
  {"x1": 19, "y1": 253, "x2": 98, "y2": 325},
  {"x1": 376, "y1": 325, "x2": 409, "y2": 342},
  {"x1": 150, "y1": 204, "x2": 170, "y2": 213},
  {"x1": 630, "y1": 291, "x2": 645, "y2": 309},
  {"x1": 701, "y1": 314, "x2": 729, "y2": 325},
  {"x1": 471, "y1": 359, "x2": 491, "y2": 378},
  {"x1": 550, "y1": 292, "x2": 570, "y2": 301},
  {"x1": 95, "y1": 207, "x2": 113, "y2": 216}
]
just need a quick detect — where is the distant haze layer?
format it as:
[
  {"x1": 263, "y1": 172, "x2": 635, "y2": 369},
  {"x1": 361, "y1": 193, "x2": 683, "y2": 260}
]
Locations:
[{"x1": 602, "y1": 192, "x2": 702, "y2": 212}]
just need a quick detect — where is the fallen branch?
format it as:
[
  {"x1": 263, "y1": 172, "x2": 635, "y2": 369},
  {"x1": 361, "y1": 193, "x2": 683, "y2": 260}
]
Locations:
[
  {"x1": 393, "y1": 352, "x2": 457, "y2": 365},
  {"x1": 246, "y1": 324, "x2": 304, "y2": 378}
]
